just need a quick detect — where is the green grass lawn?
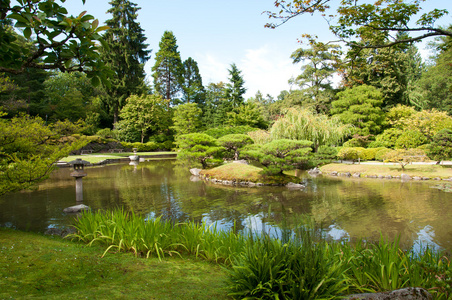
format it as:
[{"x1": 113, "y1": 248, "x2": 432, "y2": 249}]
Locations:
[
  {"x1": 59, "y1": 152, "x2": 176, "y2": 164},
  {"x1": 320, "y1": 163, "x2": 452, "y2": 179},
  {"x1": 0, "y1": 228, "x2": 230, "y2": 299},
  {"x1": 200, "y1": 162, "x2": 300, "y2": 184}
]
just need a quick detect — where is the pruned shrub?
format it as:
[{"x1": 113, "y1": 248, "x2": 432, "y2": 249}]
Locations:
[{"x1": 375, "y1": 148, "x2": 392, "y2": 161}]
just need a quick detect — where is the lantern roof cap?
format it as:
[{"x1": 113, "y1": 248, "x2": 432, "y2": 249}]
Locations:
[{"x1": 67, "y1": 158, "x2": 91, "y2": 166}]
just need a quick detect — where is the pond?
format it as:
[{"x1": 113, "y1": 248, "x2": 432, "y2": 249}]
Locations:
[{"x1": 1, "y1": 160, "x2": 451, "y2": 251}]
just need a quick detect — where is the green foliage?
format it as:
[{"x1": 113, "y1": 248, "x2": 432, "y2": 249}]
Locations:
[
  {"x1": 152, "y1": 31, "x2": 183, "y2": 105},
  {"x1": 181, "y1": 57, "x2": 205, "y2": 105},
  {"x1": 226, "y1": 102, "x2": 268, "y2": 129},
  {"x1": 118, "y1": 94, "x2": 170, "y2": 143},
  {"x1": 394, "y1": 130, "x2": 428, "y2": 150},
  {"x1": 244, "y1": 139, "x2": 313, "y2": 175},
  {"x1": 270, "y1": 107, "x2": 352, "y2": 151},
  {"x1": 203, "y1": 125, "x2": 258, "y2": 139},
  {"x1": 175, "y1": 133, "x2": 224, "y2": 168},
  {"x1": 428, "y1": 129, "x2": 452, "y2": 162},
  {"x1": 0, "y1": 113, "x2": 87, "y2": 195},
  {"x1": 374, "y1": 128, "x2": 403, "y2": 148},
  {"x1": 96, "y1": 128, "x2": 115, "y2": 139},
  {"x1": 290, "y1": 40, "x2": 342, "y2": 113},
  {"x1": 224, "y1": 63, "x2": 246, "y2": 108},
  {"x1": 172, "y1": 103, "x2": 202, "y2": 136},
  {"x1": 310, "y1": 146, "x2": 338, "y2": 167},
  {"x1": 228, "y1": 231, "x2": 347, "y2": 299},
  {"x1": 0, "y1": 0, "x2": 109, "y2": 84},
  {"x1": 375, "y1": 148, "x2": 392, "y2": 161},
  {"x1": 383, "y1": 148, "x2": 428, "y2": 170},
  {"x1": 100, "y1": 0, "x2": 150, "y2": 125},
  {"x1": 331, "y1": 85, "x2": 386, "y2": 135},
  {"x1": 217, "y1": 134, "x2": 254, "y2": 160},
  {"x1": 70, "y1": 209, "x2": 452, "y2": 300},
  {"x1": 412, "y1": 47, "x2": 452, "y2": 114},
  {"x1": 337, "y1": 147, "x2": 359, "y2": 161},
  {"x1": 121, "y1": 141, "x2": 158, "y2": 152},
  {"x1": 247, "y1": 129, "x2": 272, "y2": 145},
  {"x1": 392, "y1": 109, "x2": 452, "y2": 141}
]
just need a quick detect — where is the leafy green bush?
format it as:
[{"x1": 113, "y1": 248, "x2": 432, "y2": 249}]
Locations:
[
  {"x1": 375, "y1": 148, "x2": 392, "y2": 161},
  {"x1": 121, "y1": 142, "x2": 159, "y2": 152},
  {"x1": 394, "y1": 130, "x2": 428, "y2": 149},
  {"x1": 428, "y1": 128, "x2": 452, "y2": 163},
  {"x1": 203, "y1": 126, "x2": 258, "y2": 139},
  {"x1": 374, "y1": 128, "x2": 403, "y2": 148},
  {"x1": 96, "y1": 128, "x2": 115, "y2": 139},
  {"x1": 361, "y1": 148, "x2": 379, "y2": 160},
  {"x1": 337, "y1": 147, "x2": 359, "y2": 161}
]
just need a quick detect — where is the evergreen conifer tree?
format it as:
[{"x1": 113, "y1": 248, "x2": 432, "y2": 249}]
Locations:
[
  {"x1": 100, "y1": 0, "x2": 151, "y2": 126},
  {"x1": 152, "y1": 31, "x2": 183, "y2": 107},
  {"x1": 181, "y1": 57, "x2": 205, "y2": 106},
  {"x1": 225, "y1": 63, "x2": 246, "y2": 108}
]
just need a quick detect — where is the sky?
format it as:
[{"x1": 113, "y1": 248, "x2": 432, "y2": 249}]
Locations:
[{"x1": 63, "y1": 0, "x2": 452, "y2": 99}]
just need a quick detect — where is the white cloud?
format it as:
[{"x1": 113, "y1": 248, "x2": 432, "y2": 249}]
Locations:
[
  {"x1": 240, "y1": 45, "x2": 300, "y2": 99},
  {"x1": 196, "y1": 53, "x2": 229, "y2": 86}
]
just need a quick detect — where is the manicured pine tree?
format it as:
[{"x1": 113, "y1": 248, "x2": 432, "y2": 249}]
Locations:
[
  {"x1": 152, "y1": 31, "x2": 184, "y2": 107},
  {"x1": 100, "y1": 0, "x2": 151, "y2": 126}
]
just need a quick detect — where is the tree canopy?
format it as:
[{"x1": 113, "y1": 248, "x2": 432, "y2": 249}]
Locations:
[
  {"x1": 266, "y1": 0, "x2": 451, "y2": 49},
  {"x1": 1, "y1": 0, "x2": 109, "y2": 84}
]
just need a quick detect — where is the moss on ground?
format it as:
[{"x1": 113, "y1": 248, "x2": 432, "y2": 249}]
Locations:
[
  {"x1": 320, "y1": 163, "x2": 452, "y2": 179},
  {"x1": 200, "y1": 162, "x2": 300, "y2": 185},
  {"x1": 0, "y1": 228, "x2": 230, "y2": 299}
]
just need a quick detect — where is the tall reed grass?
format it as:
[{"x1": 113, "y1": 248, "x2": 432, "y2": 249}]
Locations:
[{"x1": 69, "y1": 209, "x2": 452, "y2": 299}]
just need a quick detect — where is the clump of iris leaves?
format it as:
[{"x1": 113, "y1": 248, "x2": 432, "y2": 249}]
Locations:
[{"x1": 69, "y1": 209, "x2": 452, "y2": 299}]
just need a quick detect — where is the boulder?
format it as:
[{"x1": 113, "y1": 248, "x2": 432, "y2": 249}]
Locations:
[
  {"x1": 352, "y1": 173, "x2": 361, "y2": 178},
  {"x1": 190, "y1": 168, "x2": 202, "y2": 176},
  {"x1": 63, "y1": 204, "x2": 90, "y2": 213},
  {"x1": 401, "y1": 173, "x2": 412, "y2": 181},
  {"x1": 308, "y1": 167, "x2": 322, "y2": 176},
  {"x1": 232, "y1": 160, "x2": 249, "y2": 165},
  {"x1": 345, "y1": 287, "x2": 432, "y2": 300},
  {"x1": 331, "y1": 171, "x2": 338, "y2": 176},
  {"x1": 286, "y1": 182, "x2": 305, "y2": 189}
]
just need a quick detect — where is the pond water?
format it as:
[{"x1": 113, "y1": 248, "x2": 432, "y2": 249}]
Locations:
[{"x1": 1, "y1": 160, "x2": 451, "y2": 251}]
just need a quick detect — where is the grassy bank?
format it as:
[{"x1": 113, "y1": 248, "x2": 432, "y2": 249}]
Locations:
[
  {"x1": 59, "y1": 151, "x2": 176, "y2": 164},
  {"x1": 0, "y1": 228, "x2": 229, "y2": 299},
  {"x1": 68, "y1": 210, "x2": 451, "y2": 299},
  {"x1": 320, "y1": 163, "x2": 452, "y2": 179},
  {"x1": 199, "y1": 162, "x2": 300, "y2": 185}
]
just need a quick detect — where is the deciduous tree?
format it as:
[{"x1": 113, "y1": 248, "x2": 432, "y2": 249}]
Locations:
[{"x1": 1, "y1": 0, "x2": 108, "y2": 83}]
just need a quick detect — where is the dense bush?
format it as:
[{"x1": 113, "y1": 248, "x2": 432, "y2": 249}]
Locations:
[
  {"x1": 337, "y1": 147, "x2": 359, "y2": 161},
  {"x1": 394, "y1": 130, "x2": 428, "y2": 149},
  {"x1": 373, "y1": 128, "x2": 403, "y2": 148},
  {"x1": 96, "y1": 128, "x2": 115, "y2": 139},
  {"x1": 203, "y1": 125, "x2": 258, "y2": 139},
  {"x1": 244, "y1": 139, "x2": 313, "y2": 175},
  {"x1": 121, "y1": 141, "x2": 160, "y2": 152},
  {"x1": 375, "y1": 148, "x2": 392, "y2": 161},
  {"x1": 428, "y1": 128, "x2": 452, "y2": 162}
]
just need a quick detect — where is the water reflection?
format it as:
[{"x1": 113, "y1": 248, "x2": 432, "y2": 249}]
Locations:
[{"x1": 1, "y1": 160, "x2": 451, "y2": 251}]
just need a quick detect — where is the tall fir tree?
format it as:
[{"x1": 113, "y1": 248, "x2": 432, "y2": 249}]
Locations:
[
  {"x1": 225, "y1": 63, "x2": 246, "y2": 108},
  {"x1": 152, "y1": 31, "x2": 183, "y2": 107},
  {"x1": 181, "y1": 57, "x2": 205, "y2": 106},
  {"x1": 100, "y1": 0, "x2": 151, "y2": 126}
]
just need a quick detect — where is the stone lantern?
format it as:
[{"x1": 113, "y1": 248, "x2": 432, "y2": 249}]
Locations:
[{"x1": 68, "y1": 158, "x2": 90, "y2": 202}]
